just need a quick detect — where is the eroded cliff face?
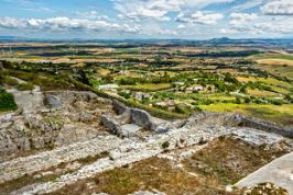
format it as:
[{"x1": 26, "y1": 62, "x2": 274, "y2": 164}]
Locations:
[{"x1": 0, "y1": 91, "x2": 113, "y2": 161}]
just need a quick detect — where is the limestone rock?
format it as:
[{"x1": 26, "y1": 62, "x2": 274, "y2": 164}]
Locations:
[
  {"x1": 101, "y1": 115, "x2": 122, "y2": 135},
  {"x1": 44, "y1": 95, "x2": 62, "y2": 108},
  {"x1": 120, "y1": 124, "x2": 142, "y2": 138}
]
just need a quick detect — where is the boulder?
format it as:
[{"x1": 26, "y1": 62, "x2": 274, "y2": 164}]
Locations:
[
  {"x1": 130, "y1": 108, "x2": 152, "y2": 129},
  {"x1": 112, "y1": 100, "x2": 129, "y2": 115},
  {"x1": 44, "y1": 95, "x2": 62, "y2": 108},
  {"x1": 101, "y1": 115, "x2": 122, "y2": 135},
  {"x1": 120, "y1": 124, "x2": 142, "y2": 137}
]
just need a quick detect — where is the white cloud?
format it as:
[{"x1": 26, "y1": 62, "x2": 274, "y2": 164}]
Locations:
[
  {"x1": 113, "y1": 0, "x2": 178, "y2": 21},
  {"x1": 177, "y1": 24, "x2": 185, "y2": 29},
  {"x1": 0, "y1": 17, "x2": 140, "y2": 33},
  {"x1": 230, "y1": 0, "x2": 264, "y2": 12},
  {"x1": 75, "y1": 11, "x2": 110, "y2": 20},
  {"x1": 176, "y1": 11, "x2": 223, "y2": 25},
  {"x1": 229, "y1": 12, "x2": 258, "y2": 26},
  {"x1": 112, "y1": 0, "x2": 231, "y2": 22},
  {"x1": 0, "y1": 17, "x2": 27, "y2": 29},
  {"x1": 253, "y1": 19, "x2": 293, "y2": 34},
  {"x1": 261, "y1": 0, "x2": 293, "y2": 15},
  {"x1": 221, "y1": 16, "x2": 293, "y2": 36}
]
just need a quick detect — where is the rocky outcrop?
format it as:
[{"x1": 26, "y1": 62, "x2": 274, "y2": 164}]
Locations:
[
  {"x1": 236, "y1": 152, "x2": 293, "y2": 194},
  {"x1": 101, "y1": 101, "x2": 174, "y2": 137},
  {"x1": 0, "y1": 91, "x2": 113, "y2": 161},
  {"x1": 0, "y1": 135, "x2": 122, "y2": 184},
  {"x1": 100, "y1": 115, "x2": 123, "y2": 136},
  {"x1": 1, "y1": 92, "x2": 291, "y2": 194},
  {"x1": 238, "y1": 116, "x2": 293, "y2": 138},
  {"x1": 185, "y1": 112, "x2": 293, "y2": 138},
  {"x1": 112, "y1": 100, "x2": 129, "y2": 115},
  {"x1": 1, "y1": 90, "x2": 291, "y2": 194},
  {"x1": 12, "y1": 91, "x2": 44, "y2": 114},
  {"x1": 130, "y1": 108, "x2": 153, "y2": 129},
  {"x1": 10, "y1": 124, "x2": 286, "y2": 195},
  {"x1": 44, "y1": 94, "x2": 62, "y2": 108}
]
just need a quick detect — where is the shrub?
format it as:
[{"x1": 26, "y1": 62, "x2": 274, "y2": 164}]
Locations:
[
  {"x1": 235, "y1": 97, "x2": 241, "y2": 104},
  {"x1": 162, "y1": 141, "x2": 170, "y2": 150},
  {"x1": 244, "y1": 97, "x2": 251, "y2": 104},
  {"x1": 270, "y1": 99, "x2": 283, "y2": 105},
  {"x1": 118, "y1": 91, "x2": 131, "y2": 99},
  {"x1": 2, "y1": 76, "x2": 18, "y2": 86},
  {"x1": 0, "y1": 92, "x2": 17, "y2": 111},
  {"x1": 175, "y1": 103, "x2": 192, "y2": 114},
  {"x1": 16, "y1": 82, "x2": 34, "y2": 91}
]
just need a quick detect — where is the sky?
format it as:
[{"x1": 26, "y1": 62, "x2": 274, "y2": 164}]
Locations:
[{"x1": 0, "y1": 0, "x2": 292, "y2": 39}]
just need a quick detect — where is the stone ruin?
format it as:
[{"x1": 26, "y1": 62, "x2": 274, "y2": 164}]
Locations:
[
  {"x1": 0, "y1": 91, "x2": 113, "y2": 162},
  {"x1": 101, "y1": 100, "x2": 182, "y2": 138},
  {"x1": 0, "y1": 90, "x2": 292, "y2": 195},
  {"x1": 101, "y1": 100, "x2": 293, "y2": 139}
]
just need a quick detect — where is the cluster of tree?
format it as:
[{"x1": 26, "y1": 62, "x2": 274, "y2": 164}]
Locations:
[
  {"x1": 180, "y1": 50, "x2": 261, "y2": 58},
  {"x1": 0, "y1": 87, "x2": 17, "y2": 112},
  {"x1": 116, "y1": 73, "x2": 173, "y2": 85}
]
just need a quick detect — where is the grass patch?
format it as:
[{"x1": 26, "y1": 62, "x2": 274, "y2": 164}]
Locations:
[
  {"x1": 52, "y1": 157, "x2": 229, "y2": 195},
  {"x1": 122, "y1": 83, "x2": 172, "y2": 92},
  {"x1": 183, "y1": 137, "x2": 287, "y2": 185},
  {"x1": 259, "y1": 64, "x2": 293, "y2": 80},
  {"x1": 199, "y1": 103, "x2": 293, "y2": 125},
  {"x1": 254, "y1": 53, "x2": 293, "y2": 61},
  {"x1": 16, "y1": 82, "x2": 34, "y2": 91},
  {"x1": 247, "y1": 89, "x2": 278, "y2": 97}
]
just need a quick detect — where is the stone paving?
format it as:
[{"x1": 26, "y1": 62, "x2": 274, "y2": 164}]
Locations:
[
  {"x1": 0, "y1": 135, "x2": 122, "y2": 184},
  {"x1": 236, "y1": 152, "x2": 293, "y2": 194},
  {"x1": 11, "y1": 125, "x2": 285, "y2": 195}
]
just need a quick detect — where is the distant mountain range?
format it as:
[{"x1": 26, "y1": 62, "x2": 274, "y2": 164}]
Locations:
[{"x1": 0, "y1": 36, "x2": 292, "y2": 48}]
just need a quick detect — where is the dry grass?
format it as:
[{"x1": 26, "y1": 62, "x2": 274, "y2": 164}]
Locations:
[
  {"x1": 183, "y1": 137, "x2": 287, "y2": 185},
  {"x1": 199, "y1": 103, "x2": 293, "y2": 125},
  {"x1": 236, "y1": 76, "x2": 257, "y2": 83},
  {"x1": 122, "y1": 83, "x2": 172, "y2": 92},
  {"x1": 247, "y1": 89, "x2": 278, "y2": 97},
  {"x1": 51, "y1": 137, "x2": 288, "y2": 195},
  {"x1": 256, "y1": 59, "x2": 293, "y2": 67},
  {"x1": 52, "y1": 157, "x2": 230, "y2": 195}
]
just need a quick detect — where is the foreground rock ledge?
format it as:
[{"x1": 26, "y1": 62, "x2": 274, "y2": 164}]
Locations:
[
  {"x1": 236, "y1": 152, "x2": 293, "y2": 194},
  {"x1": 11, "y1": 126, "x2": 285, "y2": 195}
]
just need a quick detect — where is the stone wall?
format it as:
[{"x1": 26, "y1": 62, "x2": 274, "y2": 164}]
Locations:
[
  {"x1": 185, "y1": 112, "x2": 293, "y2": 138},
  {"x1": 101, "y1": 101, "x2": 172, "y2": 137},
  {"x1": 239, "y1": 117, "x2": 293, "y2": 138}
]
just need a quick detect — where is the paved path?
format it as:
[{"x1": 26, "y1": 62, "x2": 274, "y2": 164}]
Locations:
[{"x1": 236, "y1": 152, "x2": 293, "y2": 194}]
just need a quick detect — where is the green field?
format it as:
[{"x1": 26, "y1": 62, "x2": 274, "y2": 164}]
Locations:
[
  {"x1": 1, "y1": 45, "x2": 292, "y2": 126},
  {"x1": 199, "y1": 103, "x2": 293, "y2": 125}
]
